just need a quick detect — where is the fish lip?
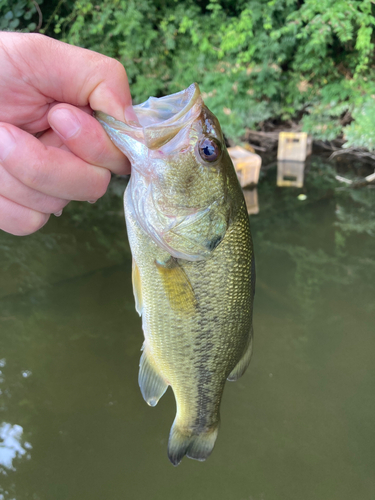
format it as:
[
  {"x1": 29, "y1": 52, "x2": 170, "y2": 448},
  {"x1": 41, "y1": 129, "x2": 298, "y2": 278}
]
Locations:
[
  {"x1": 133, "y1": 83, "x2": 201, "y2": 129},
  {"x1": 95, "y1": 83, "x2": 201, "y2": 131},
  {"x1": 95, "y1": 83, "x2": 203, "y2": 150}
]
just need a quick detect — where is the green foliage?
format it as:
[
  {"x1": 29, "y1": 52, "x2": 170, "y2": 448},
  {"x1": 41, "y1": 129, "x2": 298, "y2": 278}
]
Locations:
[
  {"x1": 41, "y1": 0, "x2": 300, "y2": 138},
  {"x1": 276, "y1": 0, "x2": 375, "y2": 146},
  {"x1": 343, "y1": 98, "x2": 375, "y2": 149},
  {"x1": 0, "y1": 0, "x2": 43, "y2": 32},
  {"x1": 2, "y1": 0, "x2": 375, "y2": 148}
]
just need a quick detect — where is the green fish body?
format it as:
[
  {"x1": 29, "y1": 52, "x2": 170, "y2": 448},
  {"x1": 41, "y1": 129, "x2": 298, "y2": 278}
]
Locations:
[{"x1": 96, "y1": 83, "x2": 255, "y2": 465}]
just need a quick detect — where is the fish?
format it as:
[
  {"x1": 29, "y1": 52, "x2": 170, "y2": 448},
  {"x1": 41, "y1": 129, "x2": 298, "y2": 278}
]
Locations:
[{"x1": 95, "y1": 83, "x2": 255, "y2": 466}]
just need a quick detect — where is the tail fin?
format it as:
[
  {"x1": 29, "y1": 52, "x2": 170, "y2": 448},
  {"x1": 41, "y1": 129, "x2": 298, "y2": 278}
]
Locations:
[{"x1": 167, "y1": 419, "x2": 220, "y2": 466}]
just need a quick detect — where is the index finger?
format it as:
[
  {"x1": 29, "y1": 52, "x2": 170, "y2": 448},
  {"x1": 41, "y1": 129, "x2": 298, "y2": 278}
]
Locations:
[{"x1": 3, "y1": 32, "x2": 131, "y2": 121}]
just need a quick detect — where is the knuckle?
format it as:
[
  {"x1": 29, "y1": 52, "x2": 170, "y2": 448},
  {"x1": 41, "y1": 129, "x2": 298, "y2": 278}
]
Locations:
[
  {"x1": 27, "y1": 33, "x2": 45, "y2": 45},
  {"x1": 104, "y1": 57, "x2": 127, "y2": 79},
  {"x1": 41, "y1": 197, "x2": 68, "y2": 214},
  {"x1": 19, "y1": 160, "x2": 45, "y2": 191},
  {"x1": 93, "y1": 139, "x2": 121, "y2": 167},
  {"x1": 91, "y1": 55, "x2": 127, "y2": 83}
]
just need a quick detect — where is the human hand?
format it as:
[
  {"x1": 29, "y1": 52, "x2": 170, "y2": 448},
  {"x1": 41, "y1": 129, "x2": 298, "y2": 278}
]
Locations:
[{"x1": 0, "y1": 32, "x2": 132, "y2": 236}]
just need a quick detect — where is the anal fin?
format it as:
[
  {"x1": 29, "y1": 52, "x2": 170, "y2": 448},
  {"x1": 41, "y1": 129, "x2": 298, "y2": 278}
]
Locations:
[
  {"x1": 139, "y1": 349, "x2": 168, "y2": 407},
  {"x1": 227, "y1": 325, "x2": 253, "y2": 382}
]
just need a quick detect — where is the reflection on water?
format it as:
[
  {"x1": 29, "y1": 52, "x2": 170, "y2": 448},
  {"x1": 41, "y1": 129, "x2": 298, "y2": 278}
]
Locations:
[
  {"x1": 0, "y1": 423, "x2": 31, "y2": 471},
  {"x1": 277, "y1": 161, "x2": 305, "y2": 187},
  {"x1": 0, "y1": 358, "x2": 32, "y2": 477},
  {"x1": 0, "y1": 156, "x2": 374, "y2": 500}
]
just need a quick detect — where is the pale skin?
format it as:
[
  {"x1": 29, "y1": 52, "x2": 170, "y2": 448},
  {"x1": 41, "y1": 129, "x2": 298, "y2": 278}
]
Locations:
[{"x1": 0, "y1": 31, "x2": 133, "y2": 236}]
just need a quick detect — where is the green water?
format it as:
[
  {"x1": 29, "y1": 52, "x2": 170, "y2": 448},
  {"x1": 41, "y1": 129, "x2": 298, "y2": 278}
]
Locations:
[{"x1": 1, "y1": 157, "x2": 374, "y2": 500}]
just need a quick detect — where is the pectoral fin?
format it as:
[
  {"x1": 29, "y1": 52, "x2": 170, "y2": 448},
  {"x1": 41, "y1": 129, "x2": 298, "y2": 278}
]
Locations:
[
  {"x1": 139, "y1": 348, "x2": 168, "y2": 407},
  {"x1": 155, "y1": 258, "x2": 197, "y2": 313},
  {"x1": 227, "y1": 326, "x2": 253, "y2": 381},
  {"x1": 132, "y1": 259, "x2": 143, "y2": 316}
]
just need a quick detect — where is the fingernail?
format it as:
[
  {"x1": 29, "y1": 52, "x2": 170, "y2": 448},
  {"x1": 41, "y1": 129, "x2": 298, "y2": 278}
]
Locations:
[
  {"x1": 0, "y1": 127, "x2": 16, "y2": 161},
  {"x1": 49, "y1": 109, "x2": 81, "y2": 139},
  {"x1": 54, "y1": 210, "x2": 63, "y2": 217},
  {"x1": 87, "y1": 200, "x2": 97, "y2": 204}
]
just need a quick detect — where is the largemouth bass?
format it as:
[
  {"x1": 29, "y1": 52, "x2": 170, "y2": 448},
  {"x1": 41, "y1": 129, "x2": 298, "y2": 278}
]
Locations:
[{"x1": 95, "y1": 83, "x2": 255, "y2": 466}]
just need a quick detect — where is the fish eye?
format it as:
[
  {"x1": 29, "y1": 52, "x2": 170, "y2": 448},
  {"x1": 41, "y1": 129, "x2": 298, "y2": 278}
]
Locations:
[{"x1": 198, "y1": 137, "x2": 221, "y2": 162}]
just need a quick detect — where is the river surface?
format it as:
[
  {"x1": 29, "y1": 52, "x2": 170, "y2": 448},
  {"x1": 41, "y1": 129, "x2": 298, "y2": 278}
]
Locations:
[{"x1": 0, "y1": 156, "x2": 374, "y2": 500}]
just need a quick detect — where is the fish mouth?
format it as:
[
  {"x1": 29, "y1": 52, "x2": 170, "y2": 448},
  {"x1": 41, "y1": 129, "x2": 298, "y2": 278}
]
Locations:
[
  {"x1": 95, "y1": 83, "x2": 202, "y2": 150},
  {"x1": 134, "y1": 83, "x2": 201, "y2": 128}
]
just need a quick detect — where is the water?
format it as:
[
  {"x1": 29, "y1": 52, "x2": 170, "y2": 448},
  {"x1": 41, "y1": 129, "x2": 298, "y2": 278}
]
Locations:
[{"x1": 0, "y1": 157, "x2": 374, "y2": 500}]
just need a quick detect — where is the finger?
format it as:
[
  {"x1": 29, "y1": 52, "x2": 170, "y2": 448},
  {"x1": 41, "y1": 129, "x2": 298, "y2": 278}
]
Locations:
[
  {"x1": 37, "y1": 105, "x2": 90, "y2": 147},
  {"x1": 37, "y1": 128, "x2": 65, "y2": 148},
  {"x1": 0, "y1": 164, "x2": 68, "y2": 214},
  {"x1": 0, "y1": 194, "x2": 49, "y2": 236},
  {"x1": 48, "y1": 104, "x2": 131, "y2": 174},
  {"x1": 0, "y1": 124, "x2": 111, "y2": 201},
  {"x1": 3, "y1": 33, "x2": 132, "y2": 121}
]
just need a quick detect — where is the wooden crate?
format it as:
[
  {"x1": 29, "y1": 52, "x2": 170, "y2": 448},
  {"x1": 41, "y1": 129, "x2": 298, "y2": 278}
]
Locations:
[
  {"x1": 277, "y1": 161, "x2": 305, "y2": 188},
  {"x1": 228, "y1": 146, "x2": 262, "y2": 187},
  {"x1": 277, "y1": 132, "x2": 312, "y2": 162},
  {"x1": 243, "y1": 188, "x2": 259, "y2": 214}
]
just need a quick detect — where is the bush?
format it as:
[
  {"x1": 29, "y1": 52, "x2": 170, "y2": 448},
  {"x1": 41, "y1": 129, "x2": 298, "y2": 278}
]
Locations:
[
  {"x1": 2, "y1": 0, "x2": 375, "y2": 148},
  {"x1": 0, "y1": 0, "x2": 43, "y2": 32}
]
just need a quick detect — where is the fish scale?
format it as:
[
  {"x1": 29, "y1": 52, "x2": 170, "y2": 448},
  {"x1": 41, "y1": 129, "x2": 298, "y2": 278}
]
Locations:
[{"x1": 95, "y1": 83, "x2": 255, "y2": 465}]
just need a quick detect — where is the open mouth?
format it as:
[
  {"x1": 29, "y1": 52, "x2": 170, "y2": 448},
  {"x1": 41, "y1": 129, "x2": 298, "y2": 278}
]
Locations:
[
  {"x1": 95, "y1": 83, "x2": 202, "y2": 150},
  {"x1": 133, "y1": 83, "x2": 201, "y2": 127}
]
